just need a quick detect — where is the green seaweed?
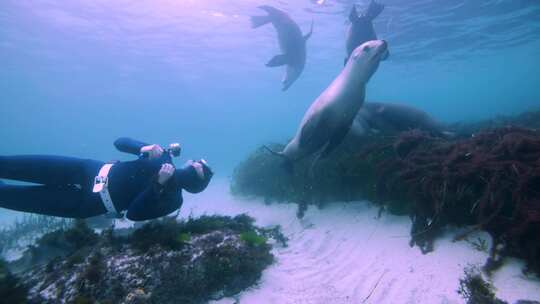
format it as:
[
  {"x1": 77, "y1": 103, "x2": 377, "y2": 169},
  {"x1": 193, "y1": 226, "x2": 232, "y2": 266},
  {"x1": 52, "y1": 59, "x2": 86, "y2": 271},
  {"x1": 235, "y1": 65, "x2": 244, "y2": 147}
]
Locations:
[
  {"x1": 132, "y1": 215, "x2": 275, "y2": 303},
  {"x1": 82, "y1": 251, "x2": 105, "y2": 284},
  {"x1": 0, "y1": 258, "x2": 28, "y2": 304},
  {"x1": 0, "y1": 215, "x2": 72, "y2": 253},
  {"x1": 467, "y1": 237, "x2": 489, "y2": 253},
  {"x1": 128, "y1": 214, "x2": 258, "y2": 251},
  {"x1": 231, "y1": 136, "x2": 407, "y2": 212},
  {"x1": 36, "y1": 219, "x2": 98, "y2": 251},
  {"x1": 458, "y1": 266, "x2": 506, "y2": 304},
  {"x1": 240, "y1": 231, "x2": 267, "y2": 247},
  {"x1": 129, "y1": 217, "x2": 186, "y2": 251},
  {"x1": 14, "y1": 214, "x2": 280, "y2": 304},
  {"x1": 177, "y1": 232, "x2": 192, "y2": 243},
  {"x1": 9, "y1": 219, "x2": 98, "y2": 273}
]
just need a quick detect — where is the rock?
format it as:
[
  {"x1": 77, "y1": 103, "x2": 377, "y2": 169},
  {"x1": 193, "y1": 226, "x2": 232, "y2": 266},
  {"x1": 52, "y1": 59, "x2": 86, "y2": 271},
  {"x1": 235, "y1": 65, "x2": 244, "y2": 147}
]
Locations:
[{"x1": 8, "y1": 215, "x2": 279, "y2": 304}]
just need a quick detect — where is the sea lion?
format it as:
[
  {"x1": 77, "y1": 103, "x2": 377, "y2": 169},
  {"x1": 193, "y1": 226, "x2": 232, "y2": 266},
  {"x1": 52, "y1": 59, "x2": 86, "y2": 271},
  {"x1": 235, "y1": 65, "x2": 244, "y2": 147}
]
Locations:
[
  {"x1": 251, "y1": 5, "x2": 313, "y2": 91},
  {"x1": 271, "y1": 40, "x2": 389, "y2": 167},
  {"x1": 345, "y1": 1, "x2": 385, "y2": 65},
  {"x1": 348, "y1": 102, "x2": 451, "y2": 137}
]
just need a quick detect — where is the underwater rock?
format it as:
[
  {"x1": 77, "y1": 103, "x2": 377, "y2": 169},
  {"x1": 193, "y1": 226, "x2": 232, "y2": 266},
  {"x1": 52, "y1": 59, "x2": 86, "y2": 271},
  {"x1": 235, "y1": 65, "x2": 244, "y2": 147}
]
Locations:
[
  {"x1": 6, "y1": 215, "x2": 279, "y2": 304},
  {"x1": 0, "y1": 258, "x2": 28, "y2": 304}
]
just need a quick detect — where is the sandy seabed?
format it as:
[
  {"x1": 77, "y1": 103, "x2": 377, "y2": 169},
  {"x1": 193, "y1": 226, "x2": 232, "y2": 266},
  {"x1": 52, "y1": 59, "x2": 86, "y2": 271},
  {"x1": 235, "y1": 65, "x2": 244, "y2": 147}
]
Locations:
[
  {"x1": 182, "y1": 179, "x2": 540, "y2": 304},
  {"x1": 1, "y1": 178, "x2": 538, "y2": 303}
]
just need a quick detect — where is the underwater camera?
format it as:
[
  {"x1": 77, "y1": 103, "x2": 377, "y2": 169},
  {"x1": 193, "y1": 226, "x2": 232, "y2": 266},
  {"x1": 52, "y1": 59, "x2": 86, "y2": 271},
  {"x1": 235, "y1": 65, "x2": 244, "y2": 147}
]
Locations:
[
  {"x1": 140, "y1": 143, "x2": 182, "y2": 158},
  {"x1": 168, "y1": 143, "x2": 181, "y2": 157}
]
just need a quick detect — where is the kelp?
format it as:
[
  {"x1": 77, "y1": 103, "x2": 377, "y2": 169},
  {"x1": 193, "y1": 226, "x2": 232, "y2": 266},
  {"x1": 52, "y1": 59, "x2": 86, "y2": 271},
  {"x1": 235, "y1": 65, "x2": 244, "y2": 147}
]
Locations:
[
  {"x1": 458, "y1": 266, "x2": 540, "y2": 304},
  {"x1": 232, "y1": 111, "x2": 540, "y2": 276},
  {"x1": 451, "y1": 109, "x2": 540, "y2": 138},
  {"x1": 231, "y1": 135, "x2": 401, "y2": 214},
  {"x1": 376, "y1": 127, "x2": 540, "y2": 274},
  {"x1": 458, "y1": 266, "x2": 505, "y2": 304}
]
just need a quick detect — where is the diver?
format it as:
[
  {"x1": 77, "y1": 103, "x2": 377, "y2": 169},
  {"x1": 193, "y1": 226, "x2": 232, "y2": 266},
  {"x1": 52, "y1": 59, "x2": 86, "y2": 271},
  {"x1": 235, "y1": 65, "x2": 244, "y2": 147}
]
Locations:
[{"x1": 0, "y1": 137, "x2": 213, "y2": 221}]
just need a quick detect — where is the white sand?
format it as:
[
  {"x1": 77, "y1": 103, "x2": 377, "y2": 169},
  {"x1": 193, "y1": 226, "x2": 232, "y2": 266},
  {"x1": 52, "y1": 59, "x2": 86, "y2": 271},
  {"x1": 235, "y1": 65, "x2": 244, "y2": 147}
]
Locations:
[
  {"x1": 182, "y1": 179, "x2": 540, "y2": 304},
  {"x1": 1, "y1": 178, "x2": 538, "y2": 303}
]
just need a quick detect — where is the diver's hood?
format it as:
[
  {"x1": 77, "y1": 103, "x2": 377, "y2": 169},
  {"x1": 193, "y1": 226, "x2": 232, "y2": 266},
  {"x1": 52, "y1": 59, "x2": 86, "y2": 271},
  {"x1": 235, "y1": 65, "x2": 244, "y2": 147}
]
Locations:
[{"x1": 176, "y1": 160, "x2": 213, "y2": 194}]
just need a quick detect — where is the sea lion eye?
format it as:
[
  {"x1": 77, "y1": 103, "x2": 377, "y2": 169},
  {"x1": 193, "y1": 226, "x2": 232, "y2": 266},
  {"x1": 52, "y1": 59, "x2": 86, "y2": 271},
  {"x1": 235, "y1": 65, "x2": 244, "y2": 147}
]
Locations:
[{"x1": 363, "y1": 45, "x2": 372, "y2": 52}]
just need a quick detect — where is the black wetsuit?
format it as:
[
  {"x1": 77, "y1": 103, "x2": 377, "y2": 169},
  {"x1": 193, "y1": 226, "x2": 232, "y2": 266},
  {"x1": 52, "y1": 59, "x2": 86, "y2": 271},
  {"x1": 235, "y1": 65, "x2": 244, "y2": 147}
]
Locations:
[{"x1": 0, "y1": 138, "x2": 192, "y2": 221}]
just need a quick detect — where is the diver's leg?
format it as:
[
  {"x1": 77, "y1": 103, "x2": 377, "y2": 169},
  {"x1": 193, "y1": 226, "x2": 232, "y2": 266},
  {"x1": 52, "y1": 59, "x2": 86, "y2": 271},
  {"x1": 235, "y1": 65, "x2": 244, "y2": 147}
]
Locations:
[
  {"x1": 0, "y1": 184, "x2": 95, "y2": 218},
  {"x1": 0, "y1": 155, "x2": 97, "y2": 185}
]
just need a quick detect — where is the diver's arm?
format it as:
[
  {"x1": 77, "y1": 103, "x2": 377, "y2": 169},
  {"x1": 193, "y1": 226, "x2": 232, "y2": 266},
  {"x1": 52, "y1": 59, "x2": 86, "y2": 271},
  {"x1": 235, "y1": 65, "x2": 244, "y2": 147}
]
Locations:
[
  {"x1": 126, "y1": 181, "x2": 182, "y2": 221},
  {"x1": 126, "y1": 164, "x2": 180, "y2": 221},
  {"x1": 114, "y1": 137, "x2": 149, "y2": 155}
]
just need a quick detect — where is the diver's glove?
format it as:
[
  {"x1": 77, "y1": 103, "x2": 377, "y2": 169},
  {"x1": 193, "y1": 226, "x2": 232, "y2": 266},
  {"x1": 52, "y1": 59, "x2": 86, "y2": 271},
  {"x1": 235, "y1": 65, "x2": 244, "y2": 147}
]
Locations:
[
  {"x1": 140, "y1": 144, "x2": 165, "y2": 159},
  {"x1": 158, "y1": 163, "x2": 175, "y2": 185}
]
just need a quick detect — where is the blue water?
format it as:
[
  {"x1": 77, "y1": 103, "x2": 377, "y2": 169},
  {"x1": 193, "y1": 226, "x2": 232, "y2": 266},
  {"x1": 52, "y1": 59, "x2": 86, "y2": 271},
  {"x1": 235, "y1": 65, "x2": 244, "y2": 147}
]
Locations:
[
  {"x1": 1, "y1": 2, "x2": 540, "y2": 301},
  {"x1": 0, "y1": 1, "x2": 539, "y2": 181}
]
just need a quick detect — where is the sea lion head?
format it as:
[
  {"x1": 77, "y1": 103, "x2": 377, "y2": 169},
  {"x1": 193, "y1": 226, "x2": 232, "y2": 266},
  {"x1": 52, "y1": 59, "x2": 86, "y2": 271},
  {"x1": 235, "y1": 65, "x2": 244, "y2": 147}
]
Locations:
[{"x1": 348, "y1": 39, "x2": 389, "y2": 83}]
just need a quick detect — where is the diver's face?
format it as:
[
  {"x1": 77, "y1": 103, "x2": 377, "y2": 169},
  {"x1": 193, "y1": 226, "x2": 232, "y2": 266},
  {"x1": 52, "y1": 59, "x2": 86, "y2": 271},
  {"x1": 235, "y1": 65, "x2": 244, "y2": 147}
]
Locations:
[{"x1": 185, "y1": 159, "x2": 208, "y2": 180}]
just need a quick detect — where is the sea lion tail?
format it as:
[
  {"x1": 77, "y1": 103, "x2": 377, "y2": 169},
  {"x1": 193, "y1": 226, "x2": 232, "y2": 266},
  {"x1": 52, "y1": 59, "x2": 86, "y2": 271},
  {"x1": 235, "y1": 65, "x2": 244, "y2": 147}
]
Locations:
[
  {"x1": 365, "y1": 0, "x2": 385, "y2": 21},
  {"x1": 250, "y1": 15, "x2": 272, "y2": 29},
  {"x1": 251, "y1": 5, "x2": 281, "y2": 28},
  {"x1": 263, "y1": 145, "x2": 284, "y2": 158},
  {"x1": 263, "y1": 145, "x2": 294, "y2": 174}
]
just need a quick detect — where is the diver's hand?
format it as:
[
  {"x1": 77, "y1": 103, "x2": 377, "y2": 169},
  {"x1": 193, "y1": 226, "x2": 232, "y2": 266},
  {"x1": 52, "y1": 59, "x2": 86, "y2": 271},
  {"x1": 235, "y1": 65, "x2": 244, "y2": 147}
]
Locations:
[
  {"x1": 140, "y1": 144, "x2": 164, "y2": 159},
  {"x1": 158, "y1": 163, "x2": 175, "y2": 185}
]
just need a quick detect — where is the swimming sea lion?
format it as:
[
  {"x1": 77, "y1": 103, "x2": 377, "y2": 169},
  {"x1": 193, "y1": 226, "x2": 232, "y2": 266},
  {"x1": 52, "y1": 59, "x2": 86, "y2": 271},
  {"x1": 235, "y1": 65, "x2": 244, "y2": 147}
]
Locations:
[
  {"x1": 273, "y1": 40, "x2": 389, "y2": 167},
  {"x1": 345, "y1": 1, "x2": 385, "y2": 65},
  {"x1": 348, "y1": 102, "x2": 451, "y2": 137},
  {"x1": 251, "y1": 5, "x2": 313, "y2": 91}
]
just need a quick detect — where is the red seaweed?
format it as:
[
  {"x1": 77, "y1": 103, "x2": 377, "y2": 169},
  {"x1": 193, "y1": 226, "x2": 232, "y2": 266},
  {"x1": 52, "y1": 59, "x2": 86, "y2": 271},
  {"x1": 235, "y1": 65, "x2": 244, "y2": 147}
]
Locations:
[{"x1": 376, "y1": 127, "x2": 540, "y2": 274}]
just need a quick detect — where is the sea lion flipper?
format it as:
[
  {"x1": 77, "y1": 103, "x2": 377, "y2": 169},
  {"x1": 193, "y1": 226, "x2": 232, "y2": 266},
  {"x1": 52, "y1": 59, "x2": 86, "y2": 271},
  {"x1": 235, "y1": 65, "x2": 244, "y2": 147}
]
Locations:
[
  {"x1": 251, "y1": 6, "x2": 278, "y2": 29},
  {"x1": 348, "y1": 5, "x2": 359, "y2": 23},
  {"x1": 266, "y1": 54, "x2": 289, "y2": 67},
  {"x1": 250, "y1": 15, "x2": 272, "y2": 28},
  {"x1": 263, "y1": 145, "x2": 294, "y2": 173},
  {"x1": 365, "y1": 0, "x2": 384, "y2": 21},
  {"x1": 320, "y1": 125, "x2": 351, "y2": 158}
]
